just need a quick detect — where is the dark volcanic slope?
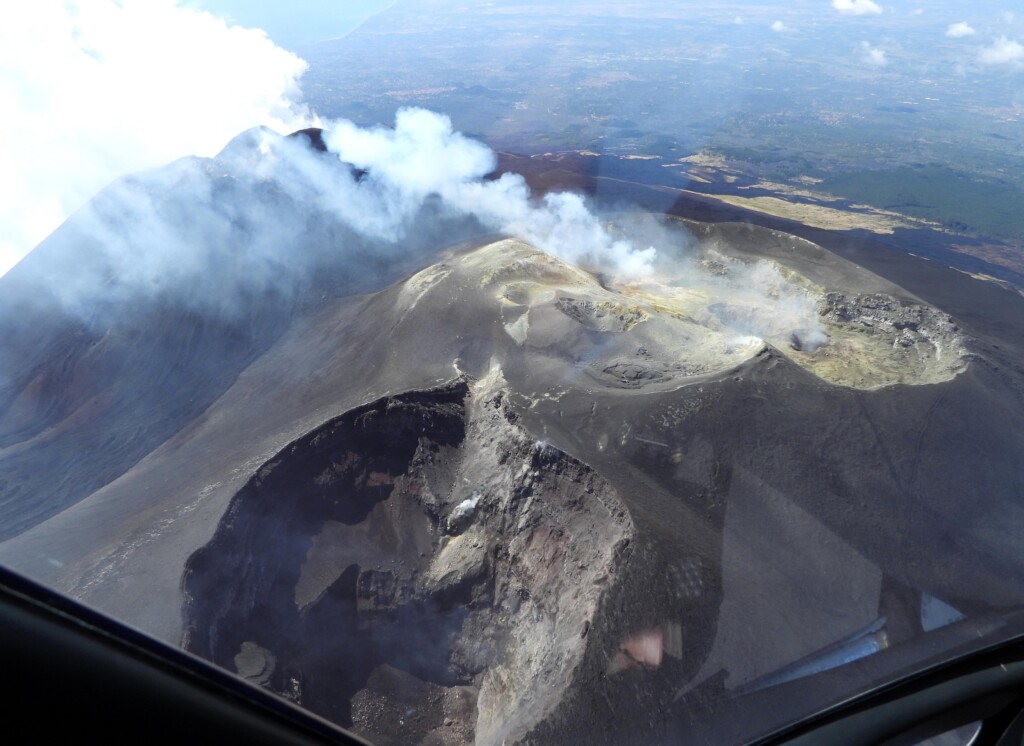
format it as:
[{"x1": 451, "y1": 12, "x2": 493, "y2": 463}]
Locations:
[
  {"x1": 0, "y1": 128, "x2": 486, "y2": 542},
  {"x1": 0, "y1": 277, "x2": 291, "y2": 540},
  {"x1": 3, "y1": 221, "x2": 1024, "y2": 744}
]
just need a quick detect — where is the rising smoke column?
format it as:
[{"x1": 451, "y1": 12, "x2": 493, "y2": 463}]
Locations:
[
  {"x1": 2, "y1": 2, "x2": 827, "y2": 350},
  {"x1": 321, "y1": 108, "x2": 658, "y2": 278}
]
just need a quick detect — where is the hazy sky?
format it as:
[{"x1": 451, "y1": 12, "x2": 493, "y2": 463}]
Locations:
[{"x1": 184, "y1": 1, "x2": 394, "y2": 49}]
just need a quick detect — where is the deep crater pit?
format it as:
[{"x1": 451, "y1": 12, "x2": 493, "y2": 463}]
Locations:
[{"x1": 182, "y1": 379, "x2": 634, "y2": 745}]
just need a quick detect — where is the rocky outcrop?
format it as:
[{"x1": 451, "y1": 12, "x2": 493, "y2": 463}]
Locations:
[{"x1": 800, "y1": 291, "x2": 970, "y2": 388}]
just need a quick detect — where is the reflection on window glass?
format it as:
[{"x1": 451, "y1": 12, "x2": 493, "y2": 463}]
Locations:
[{"x1": 911, "y1": 720, "x2": 982, "y2": 746}]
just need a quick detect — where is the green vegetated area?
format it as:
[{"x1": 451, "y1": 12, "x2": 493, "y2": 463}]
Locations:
[{"x1": 819, "y1": 166, "x2": 1024, "y2": 240}]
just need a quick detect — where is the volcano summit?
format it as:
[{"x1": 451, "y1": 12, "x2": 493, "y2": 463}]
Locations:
[{"x1": 1, "y1": 124, "x2": 1023, "y2": 746}]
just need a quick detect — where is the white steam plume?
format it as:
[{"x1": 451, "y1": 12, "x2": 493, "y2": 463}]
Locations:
[
  {"x1": 0, "y1": 0, "x2": 830, "y2": 356},
  {"x1": 4, "y1": 87, "x2": 828, "y2": 361},
  {"x1": 321, "y1": 109, "x2": 657, "y2": 278},
  {"x1": 0, "y1": 1, "x2": 314, "y2": 277},
  {"x1": 10, "y1": 101, "x2": 826, "y2": 353}
]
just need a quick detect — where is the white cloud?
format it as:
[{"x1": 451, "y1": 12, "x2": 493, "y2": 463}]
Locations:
[
  {"x1": 0, "y1": 0, "x2": 314, "y2": 277},
  {"x1": 771, "y1": 20, "x2": 788, "y2": 32},
  {"x1": 734, "y1": 15, "x2": 744, "y2": 25},
  {"x1": 860, "y1": 40, "x2": 888, "y2": 66},
  {"x1": 946, "y1": 22, "x2": 976, "y2": 38},
  {"x1": 909, "y1": 8, "x2": 924, "y2": 16},
  {"x1": 979, "y1": 36, "x2": 1024, "y2": 65},
  {"x1": 832, "y1": 0, "x2": 882, "y2": 16}
]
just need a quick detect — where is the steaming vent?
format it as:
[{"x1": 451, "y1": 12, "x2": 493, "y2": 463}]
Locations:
[{"x1": 447, "y1": 239, "x2": 968, "y2": 391}]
